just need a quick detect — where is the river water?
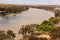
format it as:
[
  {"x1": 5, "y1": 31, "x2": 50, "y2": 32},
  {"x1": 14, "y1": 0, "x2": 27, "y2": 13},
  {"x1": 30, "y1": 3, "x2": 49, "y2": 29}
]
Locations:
[{"x1": 0, "y1": 8, "x2": 54, "y2": 40}]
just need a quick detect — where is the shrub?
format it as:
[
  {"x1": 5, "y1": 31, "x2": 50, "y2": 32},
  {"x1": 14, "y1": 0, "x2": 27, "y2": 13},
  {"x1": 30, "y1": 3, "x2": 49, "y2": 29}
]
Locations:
[{"x1": 36, "y1": 20, "x2": 54, "y2": 32}]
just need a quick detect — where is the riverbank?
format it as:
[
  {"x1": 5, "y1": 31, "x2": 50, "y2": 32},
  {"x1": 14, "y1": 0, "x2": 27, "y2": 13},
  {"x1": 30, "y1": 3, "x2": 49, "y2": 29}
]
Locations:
[{"x1": 0, "y1": 8, "x2": 54, "y2": 40}]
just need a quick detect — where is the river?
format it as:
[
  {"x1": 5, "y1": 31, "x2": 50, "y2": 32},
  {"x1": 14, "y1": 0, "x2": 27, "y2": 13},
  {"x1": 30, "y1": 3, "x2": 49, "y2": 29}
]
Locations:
[{"x1": 0, "y1": 8, "x2": 54, "y2": 40}]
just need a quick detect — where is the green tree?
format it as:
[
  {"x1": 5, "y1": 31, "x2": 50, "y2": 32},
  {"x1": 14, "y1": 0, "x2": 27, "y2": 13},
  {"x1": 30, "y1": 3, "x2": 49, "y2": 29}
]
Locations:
[
  {"x1": 49, "y1": 17, "x2": 60, "y2": 24},
  {"x1": 18, "y1": 24, "x2": 38, "y2": 40},
  {"x1": 7, "y1": 30, "x2": 16, "y2": 40},
  {"x1": 0, "y1": 31, "x2": 10, "y2": 40},
  {"x1": 54, "y1": 9, "x2": 60, "y2": 17}
]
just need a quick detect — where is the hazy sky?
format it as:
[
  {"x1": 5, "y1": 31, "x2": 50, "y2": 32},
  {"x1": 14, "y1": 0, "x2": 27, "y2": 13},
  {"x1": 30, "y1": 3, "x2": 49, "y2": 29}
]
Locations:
[{"x1": 0, "y1": 0, "x2": 60, "y2": 5}]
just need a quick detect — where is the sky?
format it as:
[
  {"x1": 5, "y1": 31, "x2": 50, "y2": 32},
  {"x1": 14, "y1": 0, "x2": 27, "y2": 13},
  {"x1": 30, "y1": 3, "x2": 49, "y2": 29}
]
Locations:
[{"x1": 0, "y1": 0, "x2": 60, "y2": 5}]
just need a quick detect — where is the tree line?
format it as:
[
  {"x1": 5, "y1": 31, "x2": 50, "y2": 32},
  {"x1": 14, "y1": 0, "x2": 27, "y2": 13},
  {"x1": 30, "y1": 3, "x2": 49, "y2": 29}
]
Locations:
[{"x1": 0, "y1": 5, "x2": 29, "y2": 16}]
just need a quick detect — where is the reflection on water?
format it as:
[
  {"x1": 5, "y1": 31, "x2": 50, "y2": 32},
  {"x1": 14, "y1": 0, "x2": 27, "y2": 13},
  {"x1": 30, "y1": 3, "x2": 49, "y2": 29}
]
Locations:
[{"x1": 0, "y1": 8, "x2": 54, "y2": 40}]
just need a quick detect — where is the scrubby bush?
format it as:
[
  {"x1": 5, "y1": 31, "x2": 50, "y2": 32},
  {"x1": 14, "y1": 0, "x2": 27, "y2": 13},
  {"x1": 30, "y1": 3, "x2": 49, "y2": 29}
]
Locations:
[{"x1": 36, "y1": 20, "x2": 54, "y2": 32}]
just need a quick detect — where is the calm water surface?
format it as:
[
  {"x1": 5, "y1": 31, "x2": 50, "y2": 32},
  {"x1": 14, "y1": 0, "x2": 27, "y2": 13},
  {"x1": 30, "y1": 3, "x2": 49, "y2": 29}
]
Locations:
[{"x1": 0, "y1": 8, "x2": 54, "y2": 40}]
